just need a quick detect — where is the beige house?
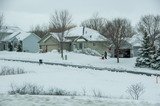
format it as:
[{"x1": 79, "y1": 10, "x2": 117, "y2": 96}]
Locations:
[
  {"x1": 39, "y1": 27, "x2": 143, "y2": 58},
  {"x1": 39, "y1": 27, "x2": 109, "y2": 54}
]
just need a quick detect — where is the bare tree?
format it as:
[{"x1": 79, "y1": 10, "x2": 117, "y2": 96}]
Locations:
[
  {"x1": 138, "y1": 15, "x2": 160, "y2": 46},
  {"x1": 30, "y1": 25, "x2": 48, "y2": 38},
  {"x1": 0, "y1": 13, "x2": 4, "y2": 40},
  {"x1": 49, "y1": 10, "x2": 74, "y2": 59},
  {"x1": 126, "y1": 83, "x2": 145, "y2": 100},
  {"x1": 101, "y1": 18, "x2": 134, "y2": 63},
  {"x1": 0, "y1": 14, "x2": 3, "y2": 29},
  {"x1": 81, "y1": 13, "x2": 106, "y2": 32}
]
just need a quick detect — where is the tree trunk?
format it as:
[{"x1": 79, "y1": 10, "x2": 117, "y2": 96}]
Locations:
[
  {"x1": 116, "y1": 48, "x2": 120, "y2": 63},
  {"x1": 60, "y1": 41, "x2": 64, "y2": 59}
]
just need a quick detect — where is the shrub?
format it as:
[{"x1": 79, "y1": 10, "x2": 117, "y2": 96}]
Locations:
[
  {"x1": 0, "y1": 66, "x2": 25, "y2": 76},
  {"x1": 126, "y1": 83, "x2": 145, "y2": 100},
  {"x1": 9, "y1": 83, "x2": 78, "y2": 96},
  {"x1": 92, "y1": 89, "x2": 104, "y2": 98},
  {"x1": 82, "y1": 88, "x2": 87, "y2": 96},
  {"x1": 9, "y1": 83, "x2": 44, "y2": 95},
  {"x1": 47, "y1": 88, "x2": 69, "y2": 95}
]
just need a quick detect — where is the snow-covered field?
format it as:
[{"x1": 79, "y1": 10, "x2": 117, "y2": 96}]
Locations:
[
  {"x1": 0, "y1": 51, "x2": 160, "y2": 105},
  {"x1": 0, "y1": 94, "x2": 160, "y2": 106},
  {"x1": 0, "y1": 51, "x2": 159, "y2": 74}
]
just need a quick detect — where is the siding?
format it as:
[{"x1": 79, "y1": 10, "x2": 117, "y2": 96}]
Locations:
[
  {"x1": 39, "y1": 36, "x2": 59, "y2": 52},
  {"x1": 39, "y1": 36, "x2": 71, "y2": 52},
  {"x1": 22, "y1": 34, "x2": 40, "y2": 53},
  {"x1": 75, "y1": 41, "x2": 109, "y2": 55}
]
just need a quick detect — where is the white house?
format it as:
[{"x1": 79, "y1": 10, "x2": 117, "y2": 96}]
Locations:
[{"x1": 0, "y1": 26, "x2": 41, "y2": 53}]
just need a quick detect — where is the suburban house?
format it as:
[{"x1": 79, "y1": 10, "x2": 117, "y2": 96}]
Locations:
[
  {"x1": 109, "y1": 40, "x2": 133, "y2": 58},
  {"x1": 0, "y1": 26, "x2": 41, "y2": 53},
  {"x1": 39, "y1": 27, "x2": 109, "y2": 55},
  {"x1": 39, "y1": 27, "x2": 145, "y2": 58}
]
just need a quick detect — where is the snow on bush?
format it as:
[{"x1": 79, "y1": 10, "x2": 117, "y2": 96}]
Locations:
[
  {"x1": 0, "y1": 66, "x2": 25, "y2": 75},
  {"x1": 74, "y1": 48, "x2": 101, "y2": 56}
]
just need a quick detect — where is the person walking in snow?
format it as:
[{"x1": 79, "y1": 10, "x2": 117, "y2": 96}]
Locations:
[{"x1": 104, "y1": 51, "x2": 107, "y2": 59}]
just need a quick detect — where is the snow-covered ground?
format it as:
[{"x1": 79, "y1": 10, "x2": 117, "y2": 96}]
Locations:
[
  {"x1": 0, "y1": 51, "x2": 159, "y2": 74},
  {"x1": 0, "y1": 59, "x2": 160, "y2": 101},
  {"x1": 0, "y1": 94, "x2": 160, "y2": 106},
  {"x1": 0, "y1": 51, "x2": 160, "y2": 105}
]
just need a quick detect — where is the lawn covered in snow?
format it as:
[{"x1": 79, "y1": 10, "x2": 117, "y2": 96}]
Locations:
[
  {"x1": 0, "y1": 94, "x2": 160, "y2": 106},
  {"x1": 0, "y1": 51, "x2": 159, "y2": 74},
  {"x1": 0, "y1": 59, "x2": 160, "y2": 101},
  {"x1": 0, "y1": 51, "x2": 160, "y2": 105}
]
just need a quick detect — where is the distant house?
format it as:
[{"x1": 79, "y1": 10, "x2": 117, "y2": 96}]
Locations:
[
  {"x1": 39, "y1": 27, "x2": 146, "y2": 58},
  {"x1": 0, "y1": 26, "x2": 41, "y2": 53},
  {"x1": 109, "y1": 34, "x2": 144, "y2": 58},
  {"x1": 109, "y1": 40, "x2": 133, "y2": 58},
  {"x1": 39, "y1": 27, "x2": 109, "y2": 55}
]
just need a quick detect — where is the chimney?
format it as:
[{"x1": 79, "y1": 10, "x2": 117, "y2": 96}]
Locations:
[{"x1": 82, "y1": 27, "x2": 85, "y2": 35}]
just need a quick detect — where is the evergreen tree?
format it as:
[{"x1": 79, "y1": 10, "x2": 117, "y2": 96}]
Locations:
[
  {"x1": 152, "y1": 48, "x2": 160, "y2": 70},
  {"x1": 150, "y1": 45, "x2": 157, "y2": 68},
  {"x1": 135, "y1": 32, "x2": 151, "y2": 67}
]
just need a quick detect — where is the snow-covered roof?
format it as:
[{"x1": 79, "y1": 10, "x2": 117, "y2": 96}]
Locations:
[
  {"x1": 1, "y1": 31, "x2": 34, "y2": 41},
  {"x1": 128, "y1": 34, "x2": 143, "y2": 47},
  {"x1": 66, "y1": 27, "x2": 107, "y2": 41},
  {"x1": 1, "y1": 26, "x2": 40, "y2": 42},
  {"x1": 2, "y1": 31, "x2": 20, "y2": 41},
  {"x1": 0, "y1": 26, "x2": 22, "y2": 33},
  {"x1": 16, "y1": 32, "x2": 31, "y2": 41},
  {"x1": 43, "y1": 27, "x2": 107, "y2": 43}
]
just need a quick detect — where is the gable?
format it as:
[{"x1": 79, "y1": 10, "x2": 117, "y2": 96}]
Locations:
[
  {"x1": 38, "y1": 34, "x2": 49, "y2": 44},
  {"x1": 43, "y1": 36, "x2": 59, "y2": 45},
  {"x1": 23, "y1": 34, "x2": 41, "y2": 43},
  {"x1": 74, "y1": 36, "x2": 88, "y2": 42}
]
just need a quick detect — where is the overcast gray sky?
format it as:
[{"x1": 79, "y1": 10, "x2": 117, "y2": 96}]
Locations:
[{"x1": 1, "y1": 0, "x2": 160, "y2": 31}]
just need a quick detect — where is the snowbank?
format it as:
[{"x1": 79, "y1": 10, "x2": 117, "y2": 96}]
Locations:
[{"x1": 0, "y1": 94, "x2": 159, "y2": 106}]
